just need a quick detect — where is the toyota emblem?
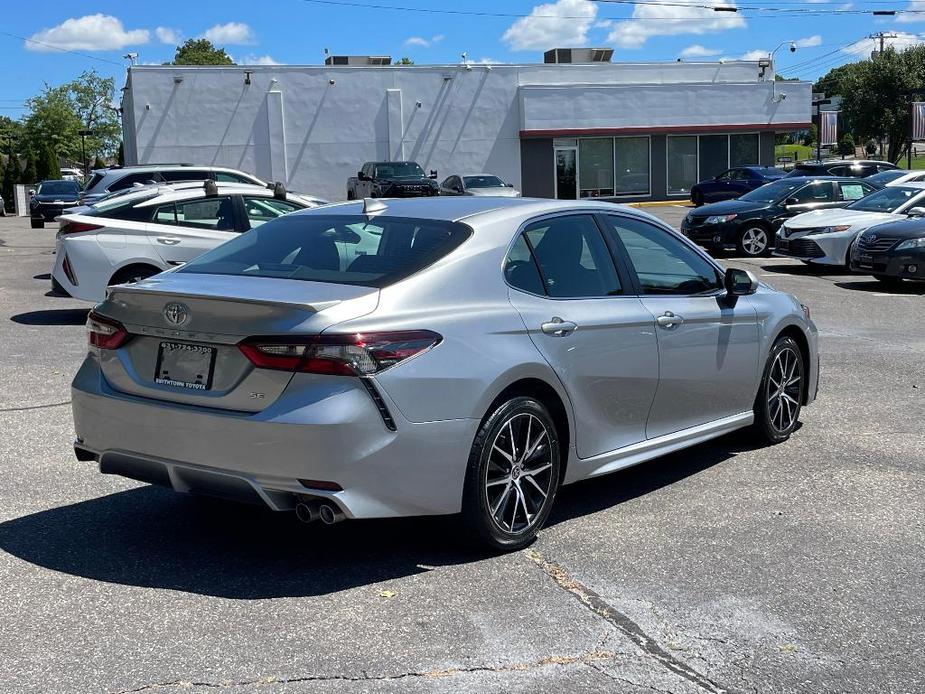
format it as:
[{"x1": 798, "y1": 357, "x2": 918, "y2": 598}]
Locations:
[{"x1": 163, "y1": 302, "x2": 190, "y2": 326}]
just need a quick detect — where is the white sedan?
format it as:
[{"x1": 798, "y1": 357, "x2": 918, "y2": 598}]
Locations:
[
  {"x1": 775, "y1": 183, "x2": 925, "y2": 266},
  {"x1": 52, "y1": 181, "x2": 323, "y2": 302},
  {"x1": 439, "y1": 174, "x2": 520, "y2": 197}
]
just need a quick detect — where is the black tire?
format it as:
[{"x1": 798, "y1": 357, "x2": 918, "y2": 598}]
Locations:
[
  {"x1": 30, "y1": 218, "x2": 43, "y2": 229},
  {"x1": 692, "y1": 191, "x2": 704, "y2": 207},
  {"x1": 462, "y1": 396, "x2": 561, "y2": 551},
  {"x1": 874, "y1": 274, "x2": 903, "y2": 286},
  {"x1": 109, "y1": 265, "x2": 159, "y2": 286},
  {"x1": 736, "y1": 224, "x2": 771, "y2": 257},
  {"x1": 753, "y1": 336, "x2": 804, "y2": 444}
]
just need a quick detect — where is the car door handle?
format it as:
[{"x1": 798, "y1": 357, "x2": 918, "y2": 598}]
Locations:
[
  {"x1": 656, "y1": 311, "x2": 684, "y2": 328},
  {"x1": 157, "y1": 237, "x2": 181, "y2": 245},
  {"x1": 541, "y1": 317, "x2": 577, "y2": 336}
]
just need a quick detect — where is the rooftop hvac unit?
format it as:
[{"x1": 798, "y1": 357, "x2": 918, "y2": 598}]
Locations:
[
  {"x1": 324, "y1": 55, "x2": 392, "y2": 66},
  {"x1": 543, "y1": 48, "x2": 614, "y2": 64}
]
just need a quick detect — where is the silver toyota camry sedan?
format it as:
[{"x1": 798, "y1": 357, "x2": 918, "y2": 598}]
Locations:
[{"x1": 72, "y1": 197, "x2": 819, "y2": 550}]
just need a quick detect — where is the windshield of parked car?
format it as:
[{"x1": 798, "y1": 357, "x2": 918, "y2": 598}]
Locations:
[
  {"x1": 463, "y1": 175, "x2": 506, "y2": 188},
  {"x1": 845, "y1": 185, "x2": 920, "y2": 213},
  {"x1": 738, "y1": 179, "x2": 805, "y2": 204},
  {"x1": 179, "y1": 214, "x2": 472, "y2": 288},
  {"x1": 37, "y1": 180, "x2": 80, "y2": 196},
  {"x1": 865, "y1": 170, "x2": 907, "y2": 186},
  {"x1": 374, "y1": 163, "x2": 426, "y2": 179}
]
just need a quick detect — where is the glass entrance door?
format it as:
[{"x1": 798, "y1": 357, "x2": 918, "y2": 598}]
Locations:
[{"x1": 555, "y1": 148, "x2": 578, "y2": 200}]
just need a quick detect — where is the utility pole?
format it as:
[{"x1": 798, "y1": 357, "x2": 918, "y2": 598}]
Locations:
[{"x1": 868, "y1": 32, "x2": 898, "y2": 58}]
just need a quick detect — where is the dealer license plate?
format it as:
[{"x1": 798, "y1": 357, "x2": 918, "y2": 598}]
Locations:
[{"x1": 154, "y1": 342, "x2": 216, "y2": 390}]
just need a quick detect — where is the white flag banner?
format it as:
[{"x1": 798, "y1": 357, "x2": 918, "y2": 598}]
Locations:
[
  {"x1": 913, "y1": 102, "x2": 925, "y2": 141},
  {"x1": 820, "y1": 111, "x2": 839, "y2": 146}
]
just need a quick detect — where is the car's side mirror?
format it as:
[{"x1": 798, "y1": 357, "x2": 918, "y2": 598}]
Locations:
[
  {"x1": 28, "y1": 189, "x2": 35, "y2": 196},
  {"x1": 907, "y1": 206, "x2": 925, "y2": 217},
  {"x1": 429, "y1": 170, "x2": 438, "y2": 179},
  {"x1": 725, "y1": 267, "x2": 759, "y2": 296},
  {"x1": 506, "y1": 183, "x2": 514, "y2": 187},
  {"x1": 357, "y1": 171, "x2": 367, "y2": 181},
  {"x1": 784, "y1": 197, "x2": 799, "y2": 206}
]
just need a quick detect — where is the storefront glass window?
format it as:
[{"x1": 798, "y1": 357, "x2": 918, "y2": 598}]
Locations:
[
  {"x1": 667, "y1": 136, "x2": 699, "y2": 194},
  {"x1": 614, "y1": 137, "x2": 650, "y2": 196},
  {"x1": 579, "y1": 138, "x2": 615, "y2": 198},
  {"x1": 699, "y1": 134, "x2": 729, "y2": 181},
  {"x1": 730, "y1": 133, "x2": 760, "y2": 167}
]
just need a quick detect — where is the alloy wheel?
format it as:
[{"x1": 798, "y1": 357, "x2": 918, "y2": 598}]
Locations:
[
  {"x1": 766, "y1": 346, "x2": 802, "y2": 433},
  {"x1": 741, "y1": 227, "x2": 768, "y2": 256},
  {"x1": 484, "y1": 412, "x2": 555, "y2": 534}
]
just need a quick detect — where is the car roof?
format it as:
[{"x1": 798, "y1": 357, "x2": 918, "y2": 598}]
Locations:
[
  {"x1": 774, "y1": 176, "x2": 869, "y2": 183},
  {"x1": 296, "y1": 196, "x2": 655, "y2": 225},
  {"x1": 91, "y1": 182, "x2": 282, "y2": 207}
]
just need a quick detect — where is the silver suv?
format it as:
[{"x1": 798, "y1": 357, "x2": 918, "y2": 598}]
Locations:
[{"x1": 80, "y1": 164, "x2": 266, "y2": 205}]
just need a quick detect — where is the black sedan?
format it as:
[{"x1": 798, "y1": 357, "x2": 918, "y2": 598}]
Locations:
[
  {"x1": 784, "y1": 160, "x2": 897, "y2": 179},
  {"x1": 850, "y1": 218, "x2": 925, "y2": 285},
  {"x1": 30, "y1": 179, "x2": 82, "y2": 228},
  {"x1": 690, "y1": 166, "x2": 785, "y2": 206},
  {"x1": 681, "y1": 176, "x2": 877, "y2": 257}
]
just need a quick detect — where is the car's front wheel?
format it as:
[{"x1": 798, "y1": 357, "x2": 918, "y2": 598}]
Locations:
[
  {"x1": 737, "y1": 225, "x2": 771, "y2": 257},
  {"x1": 753, "y1": 336, "x2": 804, "y2": 444},
  {"x1": 462, "y1": 396, "x2": 561, "y2": 551}
]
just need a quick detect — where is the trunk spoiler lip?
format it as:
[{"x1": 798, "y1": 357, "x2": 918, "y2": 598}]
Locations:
[{"x1": 105, "y1": 282, "x2": 378, "y2": 314}]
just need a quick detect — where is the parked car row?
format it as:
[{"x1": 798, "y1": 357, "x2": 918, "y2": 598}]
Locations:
[{"x1": 347, "y1": 160, "x2": 519, "y2": 200}]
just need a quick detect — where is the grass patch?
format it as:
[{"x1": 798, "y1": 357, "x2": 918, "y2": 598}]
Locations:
[{"x1": 775, "y1": 144, "x2": 815, "y2": 163}]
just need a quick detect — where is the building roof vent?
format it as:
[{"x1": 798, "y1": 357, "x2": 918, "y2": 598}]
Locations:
[
  {"x1": 324, "y1": 55, "x2": 392, "y2": 66},
  {"x1": 543, "y1": 48, "x2": 614, "y2": 64}
]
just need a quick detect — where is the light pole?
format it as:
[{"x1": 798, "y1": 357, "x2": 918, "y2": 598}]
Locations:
[{"x1": 78, "y1": 129, "x2": 95, "y2": 178}]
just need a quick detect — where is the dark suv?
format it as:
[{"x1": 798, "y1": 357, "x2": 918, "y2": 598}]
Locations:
[{"x1": 784, "y1": 160, "x2": 897, "y2": 179}]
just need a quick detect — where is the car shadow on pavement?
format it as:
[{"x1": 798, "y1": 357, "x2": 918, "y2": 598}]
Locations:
[
  {"x1": 0, "y1": 431, "x2": 760, "y2": 599},
  {"x1": 834, "y1": 280, "x2": 925, "y2": 295},
  {"x1": 760, "y1": 262, "x2": 853, "y2": 277},
  {"x1": 10, "y1": 309, "x2": 88, "y2": 326}
]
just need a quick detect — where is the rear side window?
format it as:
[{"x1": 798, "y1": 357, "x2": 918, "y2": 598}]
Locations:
[
  {"x1": 161, "y1": 170, "x2": 210, "y2": 183},
  {"x1": 178, "y1": 215, "x2": 471, "y2": 287},
  {"x1": 83, "y1": 172, "x2": 105, "y2": 192},
  {"x1": 243, "y1": 196, "x2": 302, "y2": 228},
  {"x1": 504, "y1": 235, "x2": 544, "y2": 295},
  {"x1": 109, "y1": 172, "x2": 164, "y2": 191},
  {"x1": 215, "y1": 171, "x2": 257, "y2": 184},
  {"x1": 522, "y1": 215, "x2": 622, "y2": 298},
  {"x1": 175, "y1": 197, "x2": 236, "y2": 231}
]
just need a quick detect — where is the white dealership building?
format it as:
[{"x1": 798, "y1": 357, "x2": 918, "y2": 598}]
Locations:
[{"x1": 120, "y1": 50, "x2": 812, "y2": 202}]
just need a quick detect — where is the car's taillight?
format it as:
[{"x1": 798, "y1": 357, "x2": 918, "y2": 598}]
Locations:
[
  {"x1": 238, "y1": 331, "x2": 442, "y2": 376},
  {"x1": 86, "y1": 311, "x2": 130, "y2": 350},
  {"x1": 60, "y1": 221, "x2": 103, "y2": 234}
]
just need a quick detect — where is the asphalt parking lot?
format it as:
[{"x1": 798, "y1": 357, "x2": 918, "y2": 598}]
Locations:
[{"x1": 0, "y1": 207, "x2": 922, "y2": 694}]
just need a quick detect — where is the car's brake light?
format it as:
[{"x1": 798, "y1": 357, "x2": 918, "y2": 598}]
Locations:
[
  {"x1": 86, "y1": 311, "x2": 130, "y2": 350},
  {"x1": 59, "y1": 221, "x2": 103, "y2": 234},
  {"x1": 238, "y1": 331, "x2": 442, "y2": 376}
]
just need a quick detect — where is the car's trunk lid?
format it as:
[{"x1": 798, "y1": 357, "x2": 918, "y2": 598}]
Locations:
[{"x1": 96, "y1": 273, "x2": 379, "y2": 411}]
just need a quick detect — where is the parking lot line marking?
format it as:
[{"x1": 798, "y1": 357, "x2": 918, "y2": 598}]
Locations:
[{"x1": 524, "y1": 548, "x2": 734, "y2": 694}]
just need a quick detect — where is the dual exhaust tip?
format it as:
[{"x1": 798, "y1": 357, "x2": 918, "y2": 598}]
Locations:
[{"x1": 295, "y1": 499, "x2": 345, "y2": 525}]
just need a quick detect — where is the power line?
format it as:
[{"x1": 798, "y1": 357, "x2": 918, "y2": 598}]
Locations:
[{"x1": 0, "y1": 31, "x2": 124, "y2": 66}]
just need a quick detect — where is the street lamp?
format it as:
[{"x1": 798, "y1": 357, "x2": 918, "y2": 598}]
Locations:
[{"x1": 78, "y1": 129, "x2": 95, "y2": 178}]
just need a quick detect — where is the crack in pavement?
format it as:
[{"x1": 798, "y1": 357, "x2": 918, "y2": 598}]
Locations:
[
  {"x1": 109, "y1": 649, "x2": 622, "y2": 693},
  {"x1": 0, "y1": 399, "x2": 71, "y2": 413},
  {"x1": 524, "y1": 548, "x2": 737, "y2": 694}
]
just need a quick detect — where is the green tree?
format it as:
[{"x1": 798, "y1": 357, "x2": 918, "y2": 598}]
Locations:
[
  {"x1": 93, "y1": 155, "x2": 106, "y2": 170},
  {"x1": 803, "y1": 124, "x2": 817, "y2": 147},
  {"x1": 838, "y1": 46, "x2": 925, "y2": 163},
  {"x1": 2, "y1": 154, "x2": 22, "y2": 208},
  {"x1": 171, "y1": 39, "x2": 234, "y2": 65},
  {"x1": 37, "y1": 143, "x2": 60, "y2": 181},
  {"x1": 21, "y1": 148, "x2": 38, "y2": 184},
  {"x1": 813, "y1": 64, "x2": 853, "y2": 98},
  {"x1": 865, "y1": 139, "x2": 878, "y2": 156},
  {"x1": 838, "y1": 133, "x2": 855, "y2": 158},
  {"x1": 395, "y1": 57, "x2": 415, "y2": 65},
  {"x1": 23, "y1": 70, "x2": 120, "y2": 165}
]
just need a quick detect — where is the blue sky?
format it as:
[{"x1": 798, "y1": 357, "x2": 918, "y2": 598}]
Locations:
[{"x1": 2, "y1": 0, "x2": 924, "y2": 115}]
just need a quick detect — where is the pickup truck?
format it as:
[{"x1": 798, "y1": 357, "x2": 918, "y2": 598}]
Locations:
[{"x1": 347, "y1": 161, "x2": 441, "y2": 200}]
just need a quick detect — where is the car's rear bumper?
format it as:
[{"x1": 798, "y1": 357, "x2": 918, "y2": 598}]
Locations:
[{"x1": 71, "y1": 356, "x2": 478, "y2": 519}]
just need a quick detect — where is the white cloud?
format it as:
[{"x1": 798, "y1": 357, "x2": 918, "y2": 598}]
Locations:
[
  {"x1": 680, "y1": 44, "x2": 722, "y2": 58},
  {"x1": 739, "y1": 49, "x2": 769, "y2": 60},
  {"x1": 606, "y1": 0, "x2": 746, "y2": 50},
  {"x1": 843, "y1": 31, "x2": 925, "y2": 55},
  {"x1": 477, "y1": 57, "x2": 503, "y2": 64},
  {"x1": 202, "y1": 22, "x2": 255, "y2": 45},
  {"x1": 26, "y1": 14, "x2": 149, "y2": 52},
  {"x1": 241, "y1": 54, "x2": 281, "y2": 65},
  {"x1": 898, "y1": 0, "x2": 925, "y2": 23},
  {"x1": 795, "y1": 35, "x2": 823, "y2": 48},
  {"x1": 155, "y1": 27, "x2": 181, "y2": 45},
  {"x1": 502, "y1": 0, "x2": 597, "y2": 51},
  {"x1": 404, "y1": 34, "x2": 445, "y2": 48}
]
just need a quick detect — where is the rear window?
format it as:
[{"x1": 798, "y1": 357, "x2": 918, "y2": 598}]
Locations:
[
  {"x1": 83, "y1": 172, "x2": 105, "y2": 191},
  {"x1": 179, "y1": 214, "x2": 472, "y2": 287}
]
